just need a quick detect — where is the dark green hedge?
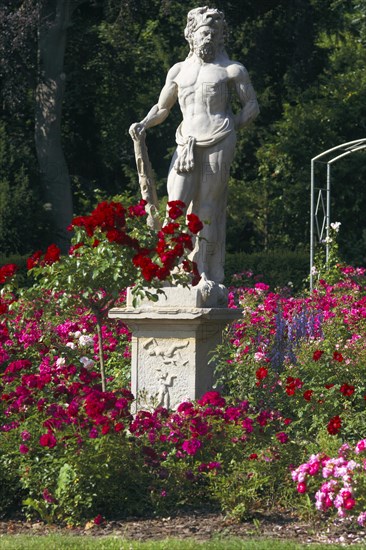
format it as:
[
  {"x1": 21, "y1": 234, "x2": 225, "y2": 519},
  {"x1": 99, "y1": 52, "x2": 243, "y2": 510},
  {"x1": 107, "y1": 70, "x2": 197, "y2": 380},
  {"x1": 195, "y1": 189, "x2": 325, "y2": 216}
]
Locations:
[{"x1": 224, "y1": 249, "x2": 309, "y2": 292}]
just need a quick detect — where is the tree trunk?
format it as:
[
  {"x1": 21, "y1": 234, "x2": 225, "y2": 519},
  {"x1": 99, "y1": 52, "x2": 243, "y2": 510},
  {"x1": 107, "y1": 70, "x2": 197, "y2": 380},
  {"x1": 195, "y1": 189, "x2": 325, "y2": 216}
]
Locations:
[{"x1": 34, "y1": 0, "x2": 76, "y2": 253}]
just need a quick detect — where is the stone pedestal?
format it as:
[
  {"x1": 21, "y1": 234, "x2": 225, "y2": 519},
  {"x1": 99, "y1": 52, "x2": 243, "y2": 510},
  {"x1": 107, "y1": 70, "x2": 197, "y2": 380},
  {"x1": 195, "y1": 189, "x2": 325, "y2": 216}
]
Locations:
[{"x1": 108, "y1": 286, "x2": 241, "y2": 410}]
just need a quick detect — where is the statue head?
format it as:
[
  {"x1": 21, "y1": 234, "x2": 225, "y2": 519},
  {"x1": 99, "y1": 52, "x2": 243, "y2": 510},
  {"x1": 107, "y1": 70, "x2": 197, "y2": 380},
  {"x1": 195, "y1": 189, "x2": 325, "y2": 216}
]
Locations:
[{"x1": 184, "y1": 6, "x2": 228, "y2": 61}]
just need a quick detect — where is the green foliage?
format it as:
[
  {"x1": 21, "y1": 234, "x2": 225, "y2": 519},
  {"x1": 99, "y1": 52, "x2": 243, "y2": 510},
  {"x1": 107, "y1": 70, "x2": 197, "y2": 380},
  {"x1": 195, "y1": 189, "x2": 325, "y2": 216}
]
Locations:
[
  {"x1": 0, "y1": 450, "x2": 23, "y2": 518},
  {"x1": 19, "y1": 437, "x2": 153, "y2": 524},
  {"x1": 207, "y1": 444, "x2": 301, "y2": 521},
  {"x1": 0, "y1": 121, "x2": 48, "y2": 255},
  {"x1": 310, "y1": 222, "x2": 343, "y2": 286},
  {"x1": 224, "y1": 0, "x2": 366, "y2": 256},
  {"x1": 214, "y1": 232, "x2": 366, "y2": 519},
  {"x1": 2, "y1": 0, "x2": 366, "y2": 261},
  {"x1": 225, "y1": 249, "x2": 309, "y2": 292}
]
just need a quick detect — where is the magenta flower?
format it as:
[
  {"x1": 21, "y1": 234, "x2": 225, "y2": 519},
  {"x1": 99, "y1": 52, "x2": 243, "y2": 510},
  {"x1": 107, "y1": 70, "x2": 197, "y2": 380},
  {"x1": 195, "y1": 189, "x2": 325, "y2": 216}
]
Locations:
[
  {"x1": 177, "y1": 401, "x2": 194, "y2": 414},
  {"x1": 276, "y1": 432, "x2": 289, "y2": 444},
  {"x1": 182, "y1": 438, "x2": 202, "y2": 456},
  {"x1": 42, "y1": 488, "x2": 55, "y2": 503},
  {"x1": 39, "y1": 431, "x2": 57, "y2": 448},
  {"x1": 355, "y1": 440, "x2": 366, "y2": 454},
  {"x1": 21, "y1": 430, "x2": 31, "y2": 441},
  {"x1": 197, "y1": 391, "x2": 226, "y2": 408},
  {"x1": 89, "y1": 427, "x2": 98, "y2": 439},
  {"x1": 242, "y1": 417, "x2": 254, "y2": 433}
]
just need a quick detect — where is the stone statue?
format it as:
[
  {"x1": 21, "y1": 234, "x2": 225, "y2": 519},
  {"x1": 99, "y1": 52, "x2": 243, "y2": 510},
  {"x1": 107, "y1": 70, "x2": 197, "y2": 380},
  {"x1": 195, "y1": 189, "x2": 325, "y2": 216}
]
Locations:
[{"x1": 129, "y1": 6, "x2": 259, "y2": 287}]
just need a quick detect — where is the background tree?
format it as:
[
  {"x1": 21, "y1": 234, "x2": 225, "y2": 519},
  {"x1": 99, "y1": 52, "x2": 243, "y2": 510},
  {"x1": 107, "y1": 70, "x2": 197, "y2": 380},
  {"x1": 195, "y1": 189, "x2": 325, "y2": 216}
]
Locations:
[
  {"x1": 35, "y1": 0, "x2": 90, "y2": 252},
  {"x1": 1, "y1": 0, "x2": 366, "y2": 266},
  {"x1": 1, "y1": 0, "x2": 86, "y2": 253}
]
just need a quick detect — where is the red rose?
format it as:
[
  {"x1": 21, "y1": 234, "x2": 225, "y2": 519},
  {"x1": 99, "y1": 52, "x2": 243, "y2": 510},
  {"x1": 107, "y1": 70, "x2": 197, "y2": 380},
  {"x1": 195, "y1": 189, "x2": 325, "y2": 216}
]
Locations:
[
  {"x1": 276, "y1": 432, "x2": 289, "y2": 444},
  {"x1": 340, "y1": 383, "x2": 355, "y2": 397},
  {"x1": 91, "y1": 201, "x2": 125, "y2": 230},
  {"x1": 156, "y1": 266, "x2": 170, "y2": 281},
  {"x1": 26, "y1": 250, "x2": 43, "y2": 270},
  {"x1": 256, "y1": 367, "x2": 268, "y2": 381},
  {"x1": 0, "y1": 263, "x2": 17, "y2": 284},
  {"x1": 173, "y1": 232, "x2": 193, "y2": 250},
  {"x1": 313, "y1": 350, "x2": 324, "y2": 361},
  {"x1": 43, "y1": 244, "x2": 61, "y2": 265},
  {"x1": 333, "y1": 351, "x2": 344, "y2": 362},
  {"x1": 285, "y1": 377, "x2": 303, "y2": 395},
  {"x1": 303, "y1": 390, "x2": 313, "y2": 401},
  {"x1": 141, "y1": 260, "x2": 159, "y2": 282},
  {"x1": 106, "y1": 229, "x2": 125, "y2": 244},
  {"x1": 187, "y1": 213, "x2": 203, "y2": 234},
  {"x1": 167, "y1": 200, "x2": 185, "y2": 220},
  {"x1": 72, "y1": 215, "x2": 96, "y2": 236},
  {"x1": 162, "y1": 222, "x2": 180, "y2": 235},
  {"x1": 160, "y1": 250, "x2": 176, "y2": 270},
  {"x1": 344, "y1": 497, "x2": 356, "y2": 510},
  {"x1": 327, "y1": 415, "x2": 342, "y2": 435},
  {"x1": 191, "y1": 262, "x2": 201, "y2": 286},
  {"x1": 167, "y1": 200, "x2": 185, "y2": 208},
  {"x1": 94, "y1": 514, "x2": 105, "y2": 525}
]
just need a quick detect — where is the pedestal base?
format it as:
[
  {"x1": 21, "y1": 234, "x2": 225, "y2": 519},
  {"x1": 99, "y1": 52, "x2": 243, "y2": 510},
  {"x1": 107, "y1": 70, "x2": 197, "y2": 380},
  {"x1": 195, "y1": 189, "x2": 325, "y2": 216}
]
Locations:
[{"x1": 109, "y1": 302, "x2": 241, "y2": 410}]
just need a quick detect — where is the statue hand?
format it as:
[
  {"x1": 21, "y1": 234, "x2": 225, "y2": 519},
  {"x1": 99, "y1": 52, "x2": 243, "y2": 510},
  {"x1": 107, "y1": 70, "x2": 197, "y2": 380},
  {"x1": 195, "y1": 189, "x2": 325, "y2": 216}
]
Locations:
[{"x1": 129, "y1": 122, "x2": 146, "y2": 140}]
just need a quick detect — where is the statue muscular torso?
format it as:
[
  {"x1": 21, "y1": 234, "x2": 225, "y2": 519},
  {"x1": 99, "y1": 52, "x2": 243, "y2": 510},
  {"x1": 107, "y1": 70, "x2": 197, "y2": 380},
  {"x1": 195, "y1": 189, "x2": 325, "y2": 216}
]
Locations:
[
  {"x1": 174, "y1": 57, "x2": 233, "y2": 141},
  {"x1": 130, "y1": 45, "x2": 259, "y2": 285},
  {"x1": 138, "y1": 52, "x2": 258, "y2": 146}
]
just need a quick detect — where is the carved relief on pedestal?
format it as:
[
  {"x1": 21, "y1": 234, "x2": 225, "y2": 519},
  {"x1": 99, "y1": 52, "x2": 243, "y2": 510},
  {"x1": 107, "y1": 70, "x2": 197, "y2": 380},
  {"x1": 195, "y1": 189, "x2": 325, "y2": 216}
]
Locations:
[
  {"x1": 143, "y1": 338, "x2": 189, "y2": 366},
  {"x1": 156, "y1": 371, "x2": 176, "y2": 409},
  {"x1": 137, "y1": 337, "x2": 192, "y2": 409}
]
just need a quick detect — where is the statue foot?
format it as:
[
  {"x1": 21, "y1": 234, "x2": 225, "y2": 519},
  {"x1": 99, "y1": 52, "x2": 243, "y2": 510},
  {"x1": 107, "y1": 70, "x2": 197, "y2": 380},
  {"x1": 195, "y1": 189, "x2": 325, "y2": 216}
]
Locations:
[{"x1": 197, "y1": 273, "x2": 228, "y2": 307}]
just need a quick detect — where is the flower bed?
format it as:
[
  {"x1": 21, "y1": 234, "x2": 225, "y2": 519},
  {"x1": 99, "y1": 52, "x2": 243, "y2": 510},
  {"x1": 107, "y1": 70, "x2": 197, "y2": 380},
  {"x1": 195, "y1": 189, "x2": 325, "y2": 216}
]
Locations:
[{"x1": 1, "y1": 210, "x2": 366, "y2": 526}]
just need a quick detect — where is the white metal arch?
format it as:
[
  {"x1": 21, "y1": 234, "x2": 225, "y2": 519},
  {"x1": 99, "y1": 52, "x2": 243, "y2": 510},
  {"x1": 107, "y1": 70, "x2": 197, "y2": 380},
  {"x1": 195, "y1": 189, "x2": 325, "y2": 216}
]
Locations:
[{"x1": 310, "y1": 138, "x2": 366, "y2": 290}]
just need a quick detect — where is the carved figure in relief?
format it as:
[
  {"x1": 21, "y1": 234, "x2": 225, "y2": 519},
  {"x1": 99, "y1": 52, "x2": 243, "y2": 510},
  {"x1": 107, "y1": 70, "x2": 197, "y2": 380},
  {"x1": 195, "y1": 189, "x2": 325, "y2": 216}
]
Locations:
[
  {"x1": 143, "y1": 338, "x2": 189, "y2": 366},
  {"x1": 157, "y1": 370, "x2": 177, "y2": 409},
  {"x1": 129, "y1": 6, "x2": 259, "y2": 287}
]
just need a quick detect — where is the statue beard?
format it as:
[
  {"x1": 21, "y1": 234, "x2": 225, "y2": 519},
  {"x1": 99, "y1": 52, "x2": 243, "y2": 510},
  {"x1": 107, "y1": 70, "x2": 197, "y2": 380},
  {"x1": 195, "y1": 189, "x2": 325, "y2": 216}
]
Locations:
[{"x1": 193, "y1": 39, "x2": 216, "y2": 62}]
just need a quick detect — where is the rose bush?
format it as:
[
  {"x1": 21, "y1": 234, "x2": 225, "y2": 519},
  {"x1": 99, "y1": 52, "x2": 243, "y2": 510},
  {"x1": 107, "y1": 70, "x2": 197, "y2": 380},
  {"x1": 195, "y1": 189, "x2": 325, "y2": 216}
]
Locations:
[
  {"x1": 292, "y1": 439, "x2": 366, "y2": 524},
  {"x1": 212, "y1": 226, "x2": 366, "y2": 523},
  {"x1": 2, "y1": 216, "x2": 366, "y2": 526},
  {"x1": 27, "y1": 197, "x2": 200, "y2": 391}
]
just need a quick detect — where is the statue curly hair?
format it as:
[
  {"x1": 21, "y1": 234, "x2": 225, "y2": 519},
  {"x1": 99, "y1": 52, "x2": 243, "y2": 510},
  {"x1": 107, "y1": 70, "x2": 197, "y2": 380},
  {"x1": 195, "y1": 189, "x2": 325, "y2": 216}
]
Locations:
[{"x1": 184, "y1": 6, "x2": 228, "y2": 58}]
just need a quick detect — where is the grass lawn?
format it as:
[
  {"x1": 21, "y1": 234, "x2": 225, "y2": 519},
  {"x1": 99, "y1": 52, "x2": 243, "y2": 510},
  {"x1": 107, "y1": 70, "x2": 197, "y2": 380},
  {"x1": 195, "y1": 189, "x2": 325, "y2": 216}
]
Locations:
[{"x1": 0, "y1": 536, "x2": 365, "y2": 549}]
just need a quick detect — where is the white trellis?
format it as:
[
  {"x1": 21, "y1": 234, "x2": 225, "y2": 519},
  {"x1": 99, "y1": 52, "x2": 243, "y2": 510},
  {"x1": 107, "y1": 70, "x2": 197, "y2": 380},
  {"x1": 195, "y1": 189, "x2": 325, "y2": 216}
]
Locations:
[{"x1": 310, "y1": 138, "x2": 366, "y2": 290}]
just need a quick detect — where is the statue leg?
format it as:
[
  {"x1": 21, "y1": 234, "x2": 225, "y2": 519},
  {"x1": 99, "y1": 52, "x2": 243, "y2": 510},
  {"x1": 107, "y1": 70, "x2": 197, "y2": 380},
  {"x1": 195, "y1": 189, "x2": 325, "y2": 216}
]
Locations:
[
  {"x1": 194, "y1": 132, "x2": 236, "y2": 283},
  {"x1": 166, "y1": 147, "x2": 197, "y2": 209}
]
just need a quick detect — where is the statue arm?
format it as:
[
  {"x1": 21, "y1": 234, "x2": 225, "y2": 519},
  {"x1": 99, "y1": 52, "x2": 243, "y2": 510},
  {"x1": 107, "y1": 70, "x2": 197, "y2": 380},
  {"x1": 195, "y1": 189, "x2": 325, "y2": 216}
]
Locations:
[
  {"x1": 231, "y1": 64, "x2": 260, "y2": 131},
  {"x1": 129, "y1": 65, "x2": 180, "y2": 139}
]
